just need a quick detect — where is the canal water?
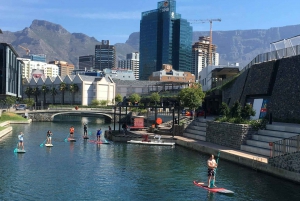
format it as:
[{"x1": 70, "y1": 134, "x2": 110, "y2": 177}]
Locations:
[{"x1": 0, "y1": 116, "x2": 299, "y2": 201}]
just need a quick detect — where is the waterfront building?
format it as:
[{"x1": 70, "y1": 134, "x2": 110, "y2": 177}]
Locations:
[
  {"x1": 192, "y1": 36, "x2": 219, "y2": 81},
  {"x1": 79, "y1": 55, "x2": 94, "y2": 70},
  {"x1": 22, "y1": 74, "x2": 115, "y2": 106},
  {"x1": 49, "y1": 60, "x2": 74, "y2": 77},
  {"x1": 0, "y1": 43, "x2": 23, "y2": 99},
  {"x1": 139, "y1": 0, "x2": 193, "y2": 80},
  {"x1": 199, "y1": 64, "x2": 239, "y2": 92},
  {"x1": 103, "y1": 68, "x2": 136, "y2": 81},
  {"x1": 118, "y1": 52, "x2": 140, "y2": 80},
  {"x1": 18, "y1": 59, "x2": 59, "y2": 78},
  {"x1": 95, "y1": 40, "x2": 116, "y2": 70}
]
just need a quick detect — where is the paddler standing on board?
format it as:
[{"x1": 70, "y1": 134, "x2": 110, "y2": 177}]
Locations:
[
  {"x1": 69, "y1": 126, "x2": 75, "y2": 139},
  {"x1": 207, "y1": 154, "x2": 218, "y2": 188}
]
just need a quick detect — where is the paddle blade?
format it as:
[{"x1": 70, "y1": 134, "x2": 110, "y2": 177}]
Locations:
[
  {"x1": 14, "y1": 148, "x2": 17, "y2": 153},
  {"x1": 40, "y1": 144, "x2": 44, "y2": 147},
  {"x1": 64, "y1": 138, "x2": 68, "y2": 142}
]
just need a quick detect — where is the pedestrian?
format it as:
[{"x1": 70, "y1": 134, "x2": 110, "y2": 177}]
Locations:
[
  {"x1": 122, "y1": 123, "x2": 127, "y2": 135},
  {"x1": 96, "y1": 128, "x2": 102, "y2": 142},
  {"x1": 46, "y1": 130, "x2": 53, "y2": 144},
  {"x1": 83, "y1": 124, "x2": 88, "y2": 136},
  {"x1": 69, "y1": 126, "x2": 75, "y2": 138},
  {"x1": 207, "y1": 154, "x2": 218, "y2": 188},
  {"x1": 18, "y1": 132, "x2": 24, "y2": 150}
]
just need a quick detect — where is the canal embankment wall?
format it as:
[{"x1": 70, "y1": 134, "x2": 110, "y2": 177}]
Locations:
[
  {"x1": 0, "y1": 119, "x2": 32, "y2": 139},
  {"x1": 175, "y1": 136, "x2": 300, "y2": 184}
]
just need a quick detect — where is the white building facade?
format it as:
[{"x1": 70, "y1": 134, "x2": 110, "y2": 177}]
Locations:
[
  {"x1": 118, "y1": 52, "x2": 140, "y2": 80},
  {"x1": 18, "y1": 58, "x2": 59, "y2": 78}
]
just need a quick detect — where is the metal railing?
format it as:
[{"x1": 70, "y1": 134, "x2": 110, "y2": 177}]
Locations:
[{"x1": 271, "y1": 135, "x2": 300, "y2": 157}]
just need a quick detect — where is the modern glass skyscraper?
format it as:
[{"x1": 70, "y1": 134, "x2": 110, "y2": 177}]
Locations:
[{"x1": 139, "y1": 0, "x2": 192, "y2": 80}]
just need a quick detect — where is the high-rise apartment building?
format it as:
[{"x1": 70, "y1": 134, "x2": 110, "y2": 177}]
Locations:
[
  {"x1": 95, "y1": 40, "x2": 116, "y2": 70},
  {"x1": 192, "y1": 36, "x2": 219, "y2": 81},
  {"x1": 139, "y1": 0, "x2": 192, "y2": 80},
  {"x1": 118, "y1": 52, "x2": 140, "y2": 80},
  {"x1": 18, "y1": 58, "x2": 59, "y2": 78},
  {"x1": 79, "y1": 55, "x2": 94, "y2": 70},
  {"x1": 49, "y1": 61, "x2": 74, "y2": 77}
]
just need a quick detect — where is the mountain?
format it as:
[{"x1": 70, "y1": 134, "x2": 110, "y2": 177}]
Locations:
[{"x1": 1, "y1": 19, "x2": 300, "y2": 69}]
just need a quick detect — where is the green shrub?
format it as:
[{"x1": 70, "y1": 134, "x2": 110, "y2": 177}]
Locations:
[
  {"x1": 219, "y1": 102, "x2": 230, "y2": 117},
  {"x1": 230, "y1": 101, "x2": 242, "y2": 118},
  {"x1": 250, "y1": 119, "x2": 268, "y2": 130},
  {"x1": 90, "y1": 99, "x2": 100, "y2": 106},
  {"x1": 241, "y1": 104, "x2": 256, "y2": 119}
]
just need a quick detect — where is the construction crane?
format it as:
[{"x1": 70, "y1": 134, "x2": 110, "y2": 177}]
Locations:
[
  {"x1": 19, "y1": 45, "x2": 30, "y2": 55},
  {"x1": 190, "y1": 19, "x2": 221, "y2": 65}
]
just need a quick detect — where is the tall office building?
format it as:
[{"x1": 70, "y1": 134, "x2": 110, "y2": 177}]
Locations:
[
  {"x1": 139, "y1": 0, "x2": 192, "y2": 80},
  {"x1": 192, "y1": 36, "x2": 219, "y2": 81},
  {"x1": 49, "y1": 61, "x2": 74, "y2": 77},
  {"x1": 95, "y1": 40, "x2": 116, "y2": 70},
  {"x1": 79, "y1": 55, "x2": 94, "y2": 70},
  {"x1": 118, "y1": 52, "x2": 140, "y2": 80}
]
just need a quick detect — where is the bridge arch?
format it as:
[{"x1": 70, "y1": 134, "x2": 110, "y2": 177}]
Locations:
[{"x1": 51, "y1": 112, "x2": 113, "y2": 122}]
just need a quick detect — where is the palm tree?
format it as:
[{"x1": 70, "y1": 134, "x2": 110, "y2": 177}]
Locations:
[
  {"x1": 41, "y1": 84, "x2": 49, "y2": 104},
  {"x1": 24, "y1": 87, "x2": 33, "y2": 99},
  {"x1": 32, "y1": 87, "x2": 40, "y2": 104},
  {"x1": 69, "y1": 83, "x2": 79, "y2": 105},
  {"x1": 49, "y1": 87, "x2": 58, "y2": 104},
  {"x1": 59, "y1": 82, "x2": 68, "y2": 105}
]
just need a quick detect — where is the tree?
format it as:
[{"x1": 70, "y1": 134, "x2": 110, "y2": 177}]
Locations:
[
  {"x1": 114, "y1": 94, "x2": 122, "y2": 104},
  {"x1": 129, "y1": 93, "x2": 141, "y2": 105},
  {"x1": 69, "y1": 83, "x2": 79, "y2": 105},
  {"x1": 59, "y1": 82, "x2": 68, "y2": 104},
  {"x1": 220, "y1": 102, "x2": 230, "y2": 117},
  {"x1": 241, "y1": 104, "x2": 256, "y2": 119},
  {"x1": 100, "y1": 100, "x2": 108, "y2": 106},
  {"x1": 23, "y1": 98, "x2": 35, "y2": 107},
  {"x1": 49, "y1": 87, "x2": 58, "y2": 104},
  {"x1": 5, "y1": 96, "x2": 17, "y2": 110},
  {"x1": 32, "y1": 87, "x2": 40, "y2": 104},
  {"x1": 150, "y1": 92, "x2": 160, "y2": 106},
  {"x1": 230, "y1": 101, "x2": 242, "y2": 118},
  {"x1": 178, "y1": 83, "x2": 205, "y2": 118},
  {"x1": 90, "y1": 99, "x2": 100, "y2": 107},
  {"x1": 41, "y1": 84, "x2": 49, "y2": 104},
  {"x1": 25, "y1": 87, "x2": 33, "y2": 99}
]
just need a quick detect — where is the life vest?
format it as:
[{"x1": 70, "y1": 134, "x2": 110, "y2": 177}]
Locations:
[{"x1": 70, "y1": 127, "x2": 74, "y2": 133}]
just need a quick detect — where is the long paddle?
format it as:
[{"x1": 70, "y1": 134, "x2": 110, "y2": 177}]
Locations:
[
  {"x1": 64, "y1": 134, "x2": 69, "y2": 142},
  {"x1": 13, "y1": 143, "x2": 18, "y2": 153},
  {"x1": 40, "y1": 139, "x2": 47, "y2": 147},
  {"x1": 210, "y1": 151, "x2": 220, "y2": 188}
]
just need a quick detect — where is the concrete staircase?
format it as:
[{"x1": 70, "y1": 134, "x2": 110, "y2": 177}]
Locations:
[
  {"x1": 241, "y1": 123, "x2": 300, "y2": 157},
  {"x1": 183, "y1": 118, "x2": 207, "y2": 141}
]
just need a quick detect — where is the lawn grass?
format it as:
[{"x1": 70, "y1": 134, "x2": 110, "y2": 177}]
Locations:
[
  {"x1": 0, "y1": 126, "x2": 6, "y2": 131},
  {"x1": 0, "y1": 112, "x2": 26, "y2": 122}
]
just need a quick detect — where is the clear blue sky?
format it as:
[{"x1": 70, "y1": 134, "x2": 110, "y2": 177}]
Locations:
[{"x1": 1, "y1": 0, "x2": 299, "y2": 44}]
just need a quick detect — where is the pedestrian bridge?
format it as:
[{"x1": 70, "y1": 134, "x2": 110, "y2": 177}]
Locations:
[{"x1": 14, "y1": 109, "x2": 122, "y2": 122}]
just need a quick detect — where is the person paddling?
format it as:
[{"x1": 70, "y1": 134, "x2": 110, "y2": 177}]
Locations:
[
  {"x1": 207, "y1": 154, "x2": 218, "y2": 188},
  {"x1": 69, "y1": 126, "x2": 75, "y2": 139},
  {"x1": 18, "y1": 132, "x2": 24, "y2": 150},
  {"x1": 96, "y1": 128, "x2": 102, "y2": 142},
  {"x1": 83, "y1": 124, "x2": 88, "y2": 136},
  {"x1": 46, "y1": 130, "x2": 53, "y2": 144}
]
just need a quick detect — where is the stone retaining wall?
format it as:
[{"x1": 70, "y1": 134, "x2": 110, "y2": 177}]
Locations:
[
  {"x1": 206, "y1": 121, "x2": 257, "y2": 149},
  {"x1": 268, "y1": 152, "x2": 300, "y2": 173}
]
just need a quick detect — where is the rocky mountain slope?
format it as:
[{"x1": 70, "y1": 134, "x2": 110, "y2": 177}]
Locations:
[{"x1": 1, "y1": 19, "x2": 300, "y2": 69}]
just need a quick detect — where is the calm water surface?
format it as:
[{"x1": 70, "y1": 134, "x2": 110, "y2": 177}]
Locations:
[{"x1": 0, "y1": 116, "x2": 299, "y2": 201}]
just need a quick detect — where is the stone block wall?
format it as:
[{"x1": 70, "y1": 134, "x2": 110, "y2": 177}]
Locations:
[
  {"x1": 206, "y1": 121, "x2": 257, "y2": 149},
  {"x1": 269, "y1": 55, "x2": 300, "y2": 121},
  {"x1": 240, "y1": 61, "x2": 275, "y2": 105},
  {"x1": 269, "y1": 152, "x2": 300, "y2": 173}
]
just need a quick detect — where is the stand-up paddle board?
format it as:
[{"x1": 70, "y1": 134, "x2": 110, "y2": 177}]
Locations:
[
  {"x1": 15, "y1": 149, "x2": 26, "y2": 153},
  {"x1": 193, "y1": 181, "x2": 234, "y2": 194},
  {"x1": 83, "y1": 136, "x2": 89, "y2": 139},
  {"x1": 88, "y1": 140, "x2": 110, "y2": 144},
  {"x1": 68, "y1": 138, "x2": 76, "y2": 142},
  {"x1": 45, "y1": 144, "x2": 53, "y2": 147}
]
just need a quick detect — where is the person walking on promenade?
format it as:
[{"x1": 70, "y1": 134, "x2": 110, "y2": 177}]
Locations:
[
  {"x1": 97, "y1": 128, "x2": 102, "y2": 142},
  {"x1": 18, "y1": 132, "x2": 24, "y2": 150},
  {"x1": 207, "y1": 154, "x2": 218, "y2": 188},
  {"x1": 83, "y1": 124, "x2": 88, "y2": 137},
  {"x1": 46, "y1": 130, "x2": 53, "y2": 144},
  {"x1": 69, "y1": 126, "x2": 75, "y2": 139}
]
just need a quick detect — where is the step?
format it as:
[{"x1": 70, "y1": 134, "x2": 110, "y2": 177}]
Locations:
[
  {"x1": 193, "y1": 122, "x2": 206, "y2": 127},
  {"x1": 185, "y1": 128, "x2": 206, "y2": 136},
  {"x1": 240, "y1": 145, "x2": 270, "y2": 157},
  {"x1": 245, "y1": 140, "x2": 271, "y2": 149},
  {"x1": 252, "y1": 135, "x2": 282, "y2": 143},
  {"x1": 258, "y1": 130, "x2": 299, "y2": 138},
  {"x1": 183, "y1": 133, "x2": 206, "y2": 141},
  {"x1": 189, "y1": 125, "x2": 206, "y2": 131},
  {"x1": 266, "y1": 124, "x2": 300, "y2": 134}
]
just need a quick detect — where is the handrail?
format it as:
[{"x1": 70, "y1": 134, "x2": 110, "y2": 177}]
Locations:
[{"x1": 271, "y1": 135, "x2": 300, "y2": 158}]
